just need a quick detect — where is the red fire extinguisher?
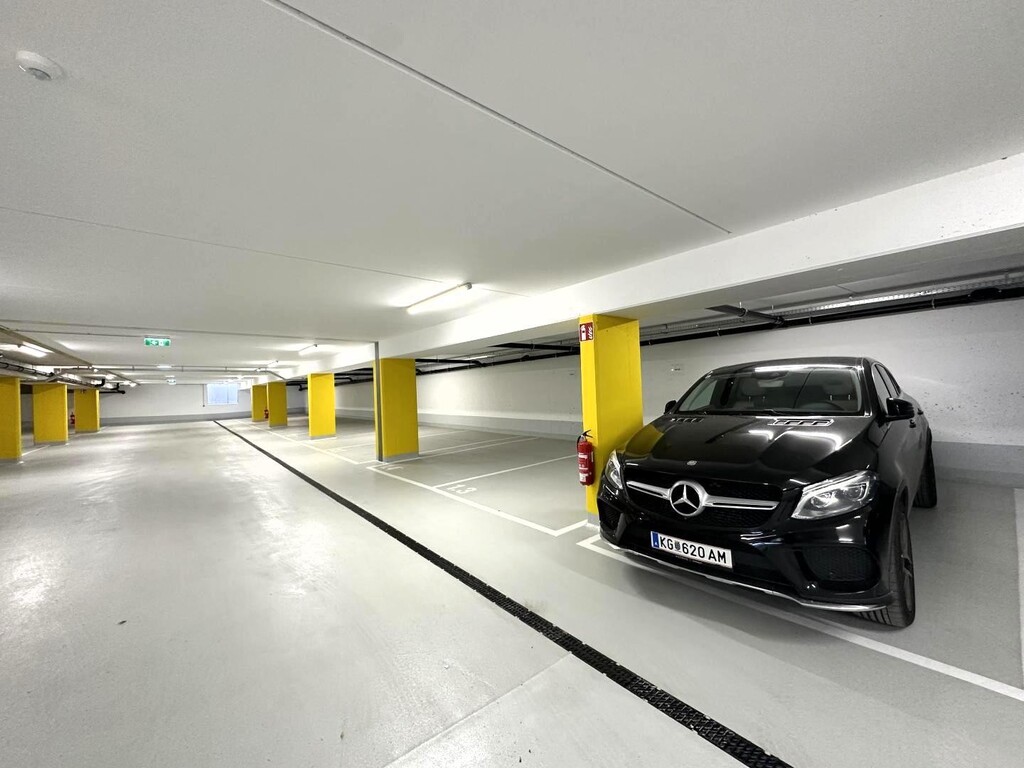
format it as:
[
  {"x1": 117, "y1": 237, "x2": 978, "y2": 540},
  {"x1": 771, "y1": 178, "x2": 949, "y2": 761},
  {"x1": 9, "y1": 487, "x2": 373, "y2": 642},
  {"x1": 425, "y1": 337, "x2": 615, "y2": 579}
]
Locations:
[
  {"x1": 264, "y1": 407, "x2": 270, "y2": 420},
  {"x1": 70, "y1": 412, "x2": 76, "y2": 428},
  {"x1": 577, "y1": 430, "x2": 595, "y2": 486}
]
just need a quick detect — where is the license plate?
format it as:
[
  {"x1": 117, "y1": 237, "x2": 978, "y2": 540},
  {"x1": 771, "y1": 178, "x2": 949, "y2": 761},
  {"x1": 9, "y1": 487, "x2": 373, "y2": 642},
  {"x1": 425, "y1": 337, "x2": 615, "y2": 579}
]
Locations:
[{"x1": 650, "y1": 531, "x2": 732, "y2": 569}]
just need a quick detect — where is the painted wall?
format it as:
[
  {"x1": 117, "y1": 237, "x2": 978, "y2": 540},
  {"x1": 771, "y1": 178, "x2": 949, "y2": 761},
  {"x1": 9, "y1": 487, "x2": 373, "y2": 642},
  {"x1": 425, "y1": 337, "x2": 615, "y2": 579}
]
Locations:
[
  {"x1": 21, "y1": 383, "x2": 306, "y2": 426},
  {"x1": 337, "y1": 299, "x2": 1024, "y2": 446}
]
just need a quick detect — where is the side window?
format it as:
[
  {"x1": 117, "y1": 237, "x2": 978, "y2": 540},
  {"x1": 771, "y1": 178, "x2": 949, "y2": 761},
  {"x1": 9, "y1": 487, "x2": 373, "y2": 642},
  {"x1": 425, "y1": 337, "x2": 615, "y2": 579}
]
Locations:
[
  {"x1": 880, "y1": 366, "x2": 901, "y2": 395},
  {"x1": 871, "y1": 365, "x2": 894, "y2": 409}
]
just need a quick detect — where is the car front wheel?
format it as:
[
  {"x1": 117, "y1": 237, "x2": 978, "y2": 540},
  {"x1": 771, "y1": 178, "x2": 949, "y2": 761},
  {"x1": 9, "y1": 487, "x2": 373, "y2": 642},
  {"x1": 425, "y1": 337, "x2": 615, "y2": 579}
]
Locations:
[
  {"x1": 913, "y1": 433, "x2": 937, "y2": 509},
  {"x1": 860, "y1": 507, "x2": 916, "y2": 628}
]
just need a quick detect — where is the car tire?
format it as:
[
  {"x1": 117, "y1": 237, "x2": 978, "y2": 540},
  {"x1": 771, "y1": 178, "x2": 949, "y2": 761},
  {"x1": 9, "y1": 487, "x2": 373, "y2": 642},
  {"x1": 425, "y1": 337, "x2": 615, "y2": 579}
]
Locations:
[
  {"x1": 913, "y1": 434, "x2": 938, "y2": 509},
  {"x1": 859, "y1": 507, "x2": 916, "y2": 628}
]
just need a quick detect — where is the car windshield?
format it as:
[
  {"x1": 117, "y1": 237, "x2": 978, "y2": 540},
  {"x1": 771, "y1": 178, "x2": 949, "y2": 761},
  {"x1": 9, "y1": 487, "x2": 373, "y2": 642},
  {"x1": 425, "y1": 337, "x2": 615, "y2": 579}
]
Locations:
[{"x1": 674, "y1": 365, "x2": 864, "y2": 415}]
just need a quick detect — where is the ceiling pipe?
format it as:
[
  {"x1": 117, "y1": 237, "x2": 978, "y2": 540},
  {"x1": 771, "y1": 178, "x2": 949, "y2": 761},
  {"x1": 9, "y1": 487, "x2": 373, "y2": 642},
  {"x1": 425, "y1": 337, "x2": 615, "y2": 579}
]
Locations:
[
  {"x1": 496, "y1": 342, "x2": 578, "y2": 352},
  {"x1": 0, "y1": 358, "x2": 106, "y2": 389},
  {"x1": 706, "y1": 304, "x2": 785, "y2": 325}
]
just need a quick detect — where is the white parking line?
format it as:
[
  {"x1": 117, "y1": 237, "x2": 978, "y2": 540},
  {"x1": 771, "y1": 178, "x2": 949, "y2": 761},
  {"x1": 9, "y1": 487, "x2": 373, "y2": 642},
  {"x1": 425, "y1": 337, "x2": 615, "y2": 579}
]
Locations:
[
  {"x1": 1016, "y1": 488, "x2": 1024, "y2": 682},
  {"x1": 358, "y1": 436, "x2": 538, "y2": 465},
  {"x1": 333, "y1": 428, "x2": 471, "y2": 451},
  {"x1": 435, "y1": 455, "x2": 577, "y2": 488},
  {"x1": 369, "y1": 465, "x2": 585, "y2": 537},
  {"x1": 20, "y1": 445, "x2": 50, "y2": 457},
  {"x1": 235, "y1": 422, "x2": 361, "y2": 465},
  {"x1": 576, "y1": 533, "x2": 1024, "y2": 705}
]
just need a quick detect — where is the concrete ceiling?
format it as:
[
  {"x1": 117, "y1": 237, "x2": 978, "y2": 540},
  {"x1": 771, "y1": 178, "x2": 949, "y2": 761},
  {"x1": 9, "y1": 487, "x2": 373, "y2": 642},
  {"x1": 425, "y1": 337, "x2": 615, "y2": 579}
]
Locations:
[{"x1": 3, "y1": 0, "x2": 1023, "y2": 378}]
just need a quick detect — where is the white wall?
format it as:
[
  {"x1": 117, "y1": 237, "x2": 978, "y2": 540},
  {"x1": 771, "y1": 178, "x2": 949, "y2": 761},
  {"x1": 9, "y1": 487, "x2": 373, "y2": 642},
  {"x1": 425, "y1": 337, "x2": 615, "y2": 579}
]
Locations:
[
  {"x1": 640, "y1": 299, "x2": 1024, "y2": 445},
  {"x1": 337, "y1": 299, "x2": 1024, "y2": 446},
  {"x1": 20, "y1": 382, "x2": 307, "y2": 426}
]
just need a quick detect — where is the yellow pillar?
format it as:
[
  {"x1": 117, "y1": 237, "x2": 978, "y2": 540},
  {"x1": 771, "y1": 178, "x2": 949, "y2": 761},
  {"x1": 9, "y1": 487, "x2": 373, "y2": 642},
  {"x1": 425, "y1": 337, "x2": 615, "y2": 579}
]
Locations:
[
  {"x1": 307, "y1": 373, "x2": 336, "y2": 439},
  {"x1": 73, "y1": 389, "x2": 100, "y2": 432},
  {"x1": 0, "y1": 377, "x2": 21, "y2": 461},
  {"x1": 33, "y1": 382, "x2": 69, "y2": 444},
  {"x1": 251, "y1": 384, "x2": 268, "y2": 422},
  {"x1": 267, "y1": 381, "x2": 288, "y2": 427},
  {"x1": 373, "y1": 358, "x2": 418, "y2": 462},
  {"x1": 580, "y1": 314, "x2": 643, "y2": 515}
]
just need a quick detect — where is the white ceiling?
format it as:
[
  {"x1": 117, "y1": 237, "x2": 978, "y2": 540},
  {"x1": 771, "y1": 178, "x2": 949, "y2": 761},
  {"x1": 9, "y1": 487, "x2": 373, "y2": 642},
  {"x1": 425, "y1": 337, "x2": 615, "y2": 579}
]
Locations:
[
  {"x1": 297, "y1": 0, "x2": 1024, "y2": 231},
  {"x1": 3, "y1": 0, "x2": 1023, "y2": 378}
]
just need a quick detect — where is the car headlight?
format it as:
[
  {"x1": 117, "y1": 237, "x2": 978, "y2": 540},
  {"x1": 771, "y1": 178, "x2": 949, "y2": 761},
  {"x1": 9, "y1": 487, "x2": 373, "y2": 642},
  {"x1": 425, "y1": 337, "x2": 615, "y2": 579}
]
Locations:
[
  {"x1": 792, "y1": 470, "x2": 877, "y2": 520},
  {"x1": 604, "y1": 451, "x2": 623, "y2": 490}
]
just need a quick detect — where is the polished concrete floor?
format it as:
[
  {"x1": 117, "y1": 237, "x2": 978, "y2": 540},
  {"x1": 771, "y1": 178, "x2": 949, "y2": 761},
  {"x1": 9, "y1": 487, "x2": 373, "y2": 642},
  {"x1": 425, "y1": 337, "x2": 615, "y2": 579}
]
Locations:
[{"x1": 2, "y1": 418, "x2": 1023, "y2": 767}]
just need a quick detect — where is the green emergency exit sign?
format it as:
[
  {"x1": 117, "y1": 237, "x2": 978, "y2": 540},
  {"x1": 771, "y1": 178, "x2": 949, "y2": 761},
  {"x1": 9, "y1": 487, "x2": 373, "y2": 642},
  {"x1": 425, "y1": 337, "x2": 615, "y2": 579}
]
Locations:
[{"x1": 144, "y1": 337, "x2": 171, "y2": 347}]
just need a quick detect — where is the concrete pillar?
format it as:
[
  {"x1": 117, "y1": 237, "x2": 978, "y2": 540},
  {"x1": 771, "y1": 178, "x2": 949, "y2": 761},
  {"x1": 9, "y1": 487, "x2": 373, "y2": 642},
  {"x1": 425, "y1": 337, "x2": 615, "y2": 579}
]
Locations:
[
  {"x1": 267, "y1": 381, "x2": 288, "y2": 427},
  {"x1": 251, "y1": 384, "x2": 268, "y2": 422},
  {"x1": 373, "y1": 359, "x2": 418, "y2": 462},
  {"x1": 307, "y1": 373, "x2": 336, "y2": 439},
  {"x1": 33, "y1": 383, "x2": 69, "y2": 444},
  {"x1": 0, "y1": 377, "x2": 22, "y2": 460},
  {"x1": 73, "y1": 389, "x2": 100, "y2": 432},
  {"x1": 579, "y1": 314, "x2": 643, "y2": 515}
]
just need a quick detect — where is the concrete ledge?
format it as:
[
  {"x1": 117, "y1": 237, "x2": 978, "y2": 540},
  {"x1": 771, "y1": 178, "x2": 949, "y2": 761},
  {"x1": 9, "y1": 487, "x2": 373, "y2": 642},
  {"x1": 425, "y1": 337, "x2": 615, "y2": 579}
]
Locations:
[
  {"x1": 335, "y1": 408, "x2": 580, "y2": 440},
  {"x1": 934, "y1": 441, "x2": 1024, "y2": 488},
  {"x1": 50, "y1": 407, "x2": 308, "y2": 428}
]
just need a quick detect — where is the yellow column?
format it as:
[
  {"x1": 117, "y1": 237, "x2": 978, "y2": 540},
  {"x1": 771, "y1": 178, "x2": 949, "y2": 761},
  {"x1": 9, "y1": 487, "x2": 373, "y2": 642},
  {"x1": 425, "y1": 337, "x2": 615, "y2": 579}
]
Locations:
[
  {"x1": 373, "y1": 358, "x2": 418, "y2": 462},
  {"x1": 580, "y1": 314, "x2": 643, "y2": 515},
  {"x1": 33, "y1": 382, "x2": 69, "y2": 444},
  {"x1": 0, "y1": 377, "x2": 21, "y2": 461},
  {"x1": 307, "y1": 373, "x2": 336, "y2": 439},
  {"x1": 73, "y1": 389, "x2": 100, "y2": 432},
  {"x1": 267, "y1": 381, "x2": 288, "y2": 427},
  {"x1": 251, "y1": 384, "x2": 268, "y2": 422}
]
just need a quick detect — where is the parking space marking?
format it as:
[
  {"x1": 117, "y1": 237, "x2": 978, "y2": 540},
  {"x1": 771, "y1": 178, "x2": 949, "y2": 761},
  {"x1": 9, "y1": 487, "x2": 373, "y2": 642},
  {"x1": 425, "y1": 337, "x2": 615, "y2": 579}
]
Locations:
[
  {"x1": 434, "y1": 454, "x2": 577, "y2": 488},
  {"x1": 576, "y1": 533, "x2": 1024, "y2": 704},
  {"x1": 1016, "y1": 489, "x2": 1024, "y2": 680},
  {"x1": 235, "y1": 422, "x2": 361, "y2": 465},
  {"x1": 357, "y1": 436, "x2": 538, "y2": 465},
  {"x1": 368, "y1": 464, "x2": 585, "y2": 537},
  {"x1": 333, "y1": 428, "x2": 470, "y2": 451},
  {"x1": 20, "y1": 445, "x2": 50, "y2": 457},
  {"x1": 233, "y1": 423, "x2": 587, "y2": 538}
]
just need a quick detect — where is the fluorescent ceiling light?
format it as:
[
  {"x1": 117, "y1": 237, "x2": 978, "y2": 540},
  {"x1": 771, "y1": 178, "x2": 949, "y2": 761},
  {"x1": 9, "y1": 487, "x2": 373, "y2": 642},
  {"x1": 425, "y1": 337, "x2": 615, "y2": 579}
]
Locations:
[
  {"x1": 0, "y1": 342, "x2": 50, "y2": 358},
  {"x1": 298, "y1": 344, "x2": 318, "y2": 356},
  {"x1": 129, "y1": 382, "x2": 138, "y2": 387},
  {"x1": 157, "y1": 364, "x2": 172, "y2": 370},
  {"x1": 814, "y1": 291, "x2": 932, "y2": 312},
  {"x1": 406, "y1": 283, "x2": 473, "y2": 315}
]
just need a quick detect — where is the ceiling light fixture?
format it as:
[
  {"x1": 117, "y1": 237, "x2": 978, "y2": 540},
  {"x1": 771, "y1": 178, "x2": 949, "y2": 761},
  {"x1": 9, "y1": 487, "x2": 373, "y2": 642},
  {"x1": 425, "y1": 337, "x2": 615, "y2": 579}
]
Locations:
[
  {"x1": 406, "y1": 283, "x2": 473, "y2": 315},
  {"x1": 15, "y1": 51, "x2": 63, "y2": 81},
  {"x1": 298, "y1": 344, "x2": 318, "y2": 356},
  {"x1": 0, "y1": 342, "x2": 51, "y2": 358},
  {"x1": 157, "y1": 364, "x2": 172, "y2": 370}
]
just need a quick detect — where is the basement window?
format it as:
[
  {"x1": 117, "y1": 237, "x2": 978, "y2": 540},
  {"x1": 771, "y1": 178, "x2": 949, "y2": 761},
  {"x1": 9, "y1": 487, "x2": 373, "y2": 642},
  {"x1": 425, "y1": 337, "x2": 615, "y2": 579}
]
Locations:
[{"x1": 205, "y1": 382, "x2": 240, "y2": 406}]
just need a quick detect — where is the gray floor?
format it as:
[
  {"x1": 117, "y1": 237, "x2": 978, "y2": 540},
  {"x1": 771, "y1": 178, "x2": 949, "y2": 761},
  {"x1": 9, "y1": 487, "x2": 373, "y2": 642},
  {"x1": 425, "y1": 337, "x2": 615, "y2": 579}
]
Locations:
[{"x1": 2, "y1": 418, "x2": 1023, "y2": 767}]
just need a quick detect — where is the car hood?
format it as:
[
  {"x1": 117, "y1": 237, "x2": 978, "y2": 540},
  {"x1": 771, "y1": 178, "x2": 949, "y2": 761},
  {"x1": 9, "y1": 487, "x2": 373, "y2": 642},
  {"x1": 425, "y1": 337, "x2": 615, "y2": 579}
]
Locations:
[{"x1": 622, "y1": 413, "x2": 880, "y2": 490}]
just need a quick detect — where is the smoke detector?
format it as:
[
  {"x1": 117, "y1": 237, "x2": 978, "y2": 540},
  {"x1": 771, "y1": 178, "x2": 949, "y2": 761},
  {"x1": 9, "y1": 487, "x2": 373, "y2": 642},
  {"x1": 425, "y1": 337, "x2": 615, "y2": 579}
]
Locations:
[{"x1": 15, "y1": 51, "x2": 63, "y2": 81}]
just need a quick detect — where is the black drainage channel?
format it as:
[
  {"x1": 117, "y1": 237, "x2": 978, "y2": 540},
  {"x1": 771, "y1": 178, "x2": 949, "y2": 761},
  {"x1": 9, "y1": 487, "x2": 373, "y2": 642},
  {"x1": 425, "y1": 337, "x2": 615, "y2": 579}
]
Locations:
[{"x1": 215, "y1": 420, "x2": 793, "y2": 768}]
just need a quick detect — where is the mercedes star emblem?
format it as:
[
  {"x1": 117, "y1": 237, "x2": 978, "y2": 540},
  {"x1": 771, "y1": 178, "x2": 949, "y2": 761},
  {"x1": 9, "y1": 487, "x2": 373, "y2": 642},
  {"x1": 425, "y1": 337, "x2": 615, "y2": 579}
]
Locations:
[{"x1": 669, "y1": 480, "x2": 706, "y2": 517}]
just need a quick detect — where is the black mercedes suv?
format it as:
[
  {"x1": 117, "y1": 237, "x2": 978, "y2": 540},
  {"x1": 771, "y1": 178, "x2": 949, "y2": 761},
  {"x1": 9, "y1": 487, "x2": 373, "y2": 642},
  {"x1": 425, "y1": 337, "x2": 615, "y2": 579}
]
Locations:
[{"x1": 598, "y1": 357, "x2": 936, "y2": 627}]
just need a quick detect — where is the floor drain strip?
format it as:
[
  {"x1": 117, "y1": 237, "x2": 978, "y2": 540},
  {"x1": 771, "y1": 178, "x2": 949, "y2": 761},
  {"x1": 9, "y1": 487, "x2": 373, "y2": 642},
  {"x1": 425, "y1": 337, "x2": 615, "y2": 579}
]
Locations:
[{"x1": 216, "y1": 421, "x2": 793, "y2": 768}]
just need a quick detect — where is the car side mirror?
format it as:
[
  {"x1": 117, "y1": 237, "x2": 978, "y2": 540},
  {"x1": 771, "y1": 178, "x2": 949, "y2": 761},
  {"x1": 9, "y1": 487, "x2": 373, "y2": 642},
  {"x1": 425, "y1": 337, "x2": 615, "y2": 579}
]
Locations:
[
  {"x1": 664, "y1": 400, "x2": 677, "y2": 414},
  {"x1": 885, "y1": 397, "x2": 915, "y2": 421}
]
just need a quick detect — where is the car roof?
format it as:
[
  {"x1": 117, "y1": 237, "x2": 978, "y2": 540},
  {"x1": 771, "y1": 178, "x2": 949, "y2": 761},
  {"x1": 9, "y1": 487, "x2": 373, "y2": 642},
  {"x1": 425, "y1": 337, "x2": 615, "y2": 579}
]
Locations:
[{"x1": 707, "y1": 357, "x2": 872, "y2": 375}]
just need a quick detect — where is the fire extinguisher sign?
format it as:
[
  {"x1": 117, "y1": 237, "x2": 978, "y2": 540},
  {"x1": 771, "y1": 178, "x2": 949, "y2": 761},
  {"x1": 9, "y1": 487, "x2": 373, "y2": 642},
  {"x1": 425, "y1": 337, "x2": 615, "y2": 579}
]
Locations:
[{"x1": 579, "y1": 321, "x2": 594, "y2": 342}]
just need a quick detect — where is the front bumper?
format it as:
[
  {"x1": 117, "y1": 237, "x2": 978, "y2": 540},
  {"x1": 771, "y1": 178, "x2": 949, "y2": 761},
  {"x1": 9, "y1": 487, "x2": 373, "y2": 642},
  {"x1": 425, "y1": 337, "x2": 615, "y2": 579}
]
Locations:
[{"x1": 598, "y1": 483, "x2": 896, "y2": 612}]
